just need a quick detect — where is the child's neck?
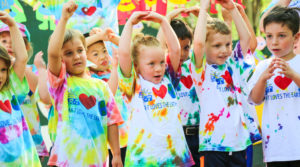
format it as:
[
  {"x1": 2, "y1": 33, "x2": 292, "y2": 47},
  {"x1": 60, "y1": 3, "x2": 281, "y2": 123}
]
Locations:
[{"x1": 279, "y1": 51, "x2": 296, "y2": 61}]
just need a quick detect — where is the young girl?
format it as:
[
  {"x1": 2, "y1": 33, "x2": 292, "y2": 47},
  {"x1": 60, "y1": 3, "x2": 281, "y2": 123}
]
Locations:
[
  {"x1": 157, "y1": 9, "x2": 201, "y2": 167},
  {"x1": 46, "y1": 1, "x2": 123, "y2": 166},
  {"x1": 190, "y1": 0, "x2": 261, "y2": 166},
  {"x1": 86, "y1": 28, "x2": 129, "y2": 166},
  {"x1": 0, "y1": 22, "x2": 49, "y2": 159},
  {"x1": 118, "y1": 11, "x2": 194, "y2": 166},
  {"x1": 0, "y1": 11, "x2": 41, "y2": 166}
]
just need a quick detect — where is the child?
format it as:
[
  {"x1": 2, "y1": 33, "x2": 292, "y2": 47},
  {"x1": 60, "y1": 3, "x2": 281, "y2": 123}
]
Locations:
[
  {"x1": 157, "y1": 8, "x2": 201, "y2": 167},
  {"x1": 249, "y1": 6, "x2": 300, "y2": 166},
  {"x1": 46, "y1": 1, "x2": 123, "y2": 166},
  {"x1": 0, "y1": 22, "x2": 49, "y2": 159},
  {"x1": 86, "y1": 28, "x2": 129, "y2": 166},
  {"x1": 0, "y1": 11, "x2": 41, "y2": 166},
  {"x1": 190, "y1": 0, "x2": 261, "y2": 166},
  {"x1": 118, "y1": 11, "x2": 194, "y2": 166}
]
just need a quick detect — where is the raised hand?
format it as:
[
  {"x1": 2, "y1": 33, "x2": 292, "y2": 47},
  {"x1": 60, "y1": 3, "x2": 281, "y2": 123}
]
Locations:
[
  {"x1": 34, "y1": 51, "x2": 46, "y2": 69},
  {"x1": 128, "y1": 11, "x2": 149, "y2": 25},
  {"x1": 218, "y1": 0, "x2": 235, "y2": 11},
  {"x1": 167, "y1": 8, "x2": 186, "y2": 20},
  {"x1": 260, "y1": 58, "x2": 277, "y2": 82},
  {"x1": 61, "y1": 0, "x2": 78, "y2": 20},
  {"x1": 275, "y1": 57, "x2": 296, "y2": 79},
  {"x1": 0, "y1": 11, "x2": 16, "y2": 27},
  {"x1": 143, "y1": 11, "x2": 164, "y2": 24},
  {"x1": 185, "y1": 6, "x2": 200, "y2": 17}
]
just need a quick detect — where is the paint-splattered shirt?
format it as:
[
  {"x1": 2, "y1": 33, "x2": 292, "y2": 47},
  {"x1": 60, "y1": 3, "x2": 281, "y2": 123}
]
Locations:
[
  {"x1": 190, "y1": 42, "x2": 261, "y2": 152},
  {"x1": 177, "y1": 59, "x2": 200, "y2": 126},
  {"x1": 47, "y1": 63, "x2": 123, "y2": 167},
  {"x1": 90, "y1": 70, "x2": 130, "y2": 148},
  {"x1": 249, "y1": 55, "x2": 300, "y2": 162},
  {"x1": 118, "y1": 56, "x2": 194, "y2": 167},
  {"x1": 0, "y1": 68, "x2": 41, "y2": 166},
  {"x1": 21, "y1": 64, "x2": 49, "y2": 156}
]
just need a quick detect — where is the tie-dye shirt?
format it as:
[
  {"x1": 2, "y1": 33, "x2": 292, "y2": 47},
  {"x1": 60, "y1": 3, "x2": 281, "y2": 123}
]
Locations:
[
  {"x1": 177, "y1": 59, "x2": 200, "y2": 126},
  {"x1": 249, "y1": 55, "x2": 300, "y2": 162},
  {"x1": 21, "y1": 64, "x2": 49, "y2": 156},
  {"x1": 0, "y1": 69, "x2": 41, "y2": 166},
  {"x1": 190, "y1": 42, "x2": 261, "y2": 152},
  {"x1": 90, "y1": 70, "x2": 129, "y2": 148},
  {"x1": 47, "y1": 63, "x2": 123, "y2": 167},
  {"x1": 118, "y1": 56, "x2": 194, "y2": 167}
]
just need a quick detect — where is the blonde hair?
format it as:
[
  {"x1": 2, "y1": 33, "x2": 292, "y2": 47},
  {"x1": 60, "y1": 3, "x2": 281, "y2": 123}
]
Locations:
[
  {"x1": 0, "y1": 45, "x2": 11, "y2": 88},
  {"x1": 63, "y1": 29, "x2": 86, "y2": 50},
  {"x1": 206, "y1": 18, "x2": 231, "y2": 41},
  {"x1": 131, "y1": 33, "x2": 161, "y2": 64}
]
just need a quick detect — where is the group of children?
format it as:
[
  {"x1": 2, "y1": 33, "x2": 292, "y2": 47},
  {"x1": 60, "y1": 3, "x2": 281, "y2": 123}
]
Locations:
[{"x1": 0, "y1": 0, "x2": 299, "y2": 166}]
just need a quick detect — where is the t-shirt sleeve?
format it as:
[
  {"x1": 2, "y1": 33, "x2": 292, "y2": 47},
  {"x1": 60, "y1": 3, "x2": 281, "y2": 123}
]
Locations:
[
  {"x1": 117, "y1": 65, "x2": 135, "y2": 99},
  {"x1": 103, "y1": 82, "x2": 124, "y2": 126},
  {"x1": 248, "y1": 59, "x2": 269, "y2": 105},
  {"x1": 10, "y1": 68, "x2": 29, "y2": 104},
  {"x1": 230, "y1": 41, "x2": 256, "y2": 83},
  {"x1": 47, "y1": 63, "x2": 67, "y2": 90},
  {"x1": 165, "y1": 54, "x2": 181, "y2": 88},
  {"x1": 190, "y1": 52, "x2": 206, "y2": 88}
]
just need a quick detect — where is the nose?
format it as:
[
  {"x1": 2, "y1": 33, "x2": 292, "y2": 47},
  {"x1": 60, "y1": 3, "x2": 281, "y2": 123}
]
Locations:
[
  {"x1": 154, "y1": 63, "x2": 163, "y2": 72},
  {"x1": 272, "y1": 36, "x2": 278, "y2": 45}
]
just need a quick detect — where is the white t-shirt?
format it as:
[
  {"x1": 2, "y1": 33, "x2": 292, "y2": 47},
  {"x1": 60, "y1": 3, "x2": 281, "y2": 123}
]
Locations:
[
  {"x1": 190, "y1": 42, "x2": 261, "y2": 152},
  {"x1": 177, "y1": 59, "x2": 201, "y2": 126},
  {"x1": 249, "y1": 55, "x2": 300, "y2": 162}
]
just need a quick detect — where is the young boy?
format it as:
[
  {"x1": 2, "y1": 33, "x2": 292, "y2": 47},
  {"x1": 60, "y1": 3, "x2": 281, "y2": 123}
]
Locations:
[
  {"x1": 249, "y1": 6, "x2": 300, "y2": 166},
  {"x1": 190, "y1": 0, "x2": 261, "y2": 166}
]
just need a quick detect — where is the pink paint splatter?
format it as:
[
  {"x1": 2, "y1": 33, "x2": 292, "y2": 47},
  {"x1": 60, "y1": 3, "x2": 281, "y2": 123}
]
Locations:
[{"x1": 226, "y1": 112, "x2": 230, "y2": 118}]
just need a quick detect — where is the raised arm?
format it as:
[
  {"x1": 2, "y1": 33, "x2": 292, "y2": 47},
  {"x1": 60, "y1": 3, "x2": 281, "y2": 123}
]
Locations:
[
  {"x1": 259, "y1": 0, "x2": 291, "y2": 32},
  {"x1": 86, "y1": 28, "x2": 120, "y2": 47},
  {"x1": 34, "y1": 51, "x2": 51, "y2": 105},
  {"x1": 0, "y1": 11, "x2": 28, "y2": 80},
  {"x1": 48, "y1": 1, "x2": 77, "y2": 76},
  {"x1": 118, "y1": 11, "x2": 149, "y2": 77},
  {"x1": 144, "y1": 12, "x2": 181, "y2": 72},
  {"x1": 219, "y1": 0, "x2": 250, "y2": 56},
  {"x1": 107, "y1": 47, "x2": 119, "y2": 95},
  {"x1": 193, "y1": 0, "x2": 210, "y2": 68},
  {"x1": 156, "y1": 8, "x2": 185, "y2": 51}
]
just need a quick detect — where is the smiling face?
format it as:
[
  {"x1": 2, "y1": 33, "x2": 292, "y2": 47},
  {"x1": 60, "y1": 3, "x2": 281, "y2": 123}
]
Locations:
[
  {"x1": 265, "y1": 22, "x2": 296, "y2": 59},
  {"x1": 61, "y1": 37, "x2": 87, "y2": 77},
  {"x1": 135, "y1": 45, "x2": 165, "y2": 84},
  {"x1": 205, "y1": 32, "x2": 232, "y2": 65},
  {"x1": 87, "y1": 42, "x2": 110, "y2": 72}
]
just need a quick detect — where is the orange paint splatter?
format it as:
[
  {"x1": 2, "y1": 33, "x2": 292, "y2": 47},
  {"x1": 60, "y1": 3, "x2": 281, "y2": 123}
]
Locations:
[
  {"x1": 166, "y1": 134, "x2": 176, "y2": 156},
  {"x1": 204, "y1": 108, "x2": 225, "y2": 134}
]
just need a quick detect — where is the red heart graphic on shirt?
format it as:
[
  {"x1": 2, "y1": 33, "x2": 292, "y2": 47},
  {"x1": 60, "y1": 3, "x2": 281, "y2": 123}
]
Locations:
[
  {"x1": 79, "y1": 94, "x2": 96, "y2": 109},
  {"x1": 221, "y1": 70, "x2": 233, "y2": 86},
  {"x1": 274, "y1": 76, "x2": 292, "y2": 90},
  {"x1": 0, "y1": 100, "x2": 12, "y2": 114},
  {"x1": 152, "y1": 85, "x2": 167, "y2": 99},
  {"x1": 181, "y1": 75, "x2": 193, "y2": 89},
  {"x1": 81, "y1": 6, "x2": 96, "y2": 16}
]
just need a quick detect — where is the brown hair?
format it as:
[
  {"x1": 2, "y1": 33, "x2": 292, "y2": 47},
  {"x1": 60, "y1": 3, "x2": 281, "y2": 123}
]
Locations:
[
  {"x1": 206, "y1": 18, "x2": 231, "y2": 41},
  {"x1": 0, "y1": 45, "x2": 11, "y2": 88},
  {"x1": 63, "y1": 29, "x2": 87, "y2": 50},
  {"x1": 131, "y1": 33, "x2": 161, "y2": 64}
]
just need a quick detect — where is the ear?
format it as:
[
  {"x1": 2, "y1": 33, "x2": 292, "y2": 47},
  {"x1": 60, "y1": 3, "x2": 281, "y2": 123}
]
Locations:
[{"x1": 294, "y1": 32, "x2": 300, "y2": 54}]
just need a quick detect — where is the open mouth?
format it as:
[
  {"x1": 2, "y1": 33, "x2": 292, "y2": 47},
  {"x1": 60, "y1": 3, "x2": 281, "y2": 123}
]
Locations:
[{"x1": 100, "y1": 61, "x2": 108, "y2": 66}]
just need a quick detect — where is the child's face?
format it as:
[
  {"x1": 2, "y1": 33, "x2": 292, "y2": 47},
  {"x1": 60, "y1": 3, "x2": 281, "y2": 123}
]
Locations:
[
  {"x1": 87, "y1": 42, "x2": 110, "y2": 72},
  {"x1": 179, "y1": 38, "x2": 191, "y2": 63},
  {"x1": 205, "y1": 32, "x2": 232, "y2": 65},
  {"x1": 135, "y1": 46, "x2": 165, "y2": 84},
  {"x1": 61, "y1": 38, "x2": 87, "y2": 77},
  {"x1": 0, "y1": 32, "x2": 13, "y2": 56},
  {"x1": 0, "y1": 59, "x2": 8, "y2": 90},
  {"x1": 265, "y1": 23, "x2": 296, "y2": 58}
]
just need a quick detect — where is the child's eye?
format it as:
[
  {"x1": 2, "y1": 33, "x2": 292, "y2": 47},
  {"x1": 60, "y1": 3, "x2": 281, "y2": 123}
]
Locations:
[
  {"x1": 1, "y1": 68, "x2": 7, "y2": 72},
  {"x1": 65, "y1": 51, "x2": 73, "y2": 56},
  {"x1": 103, "y1": 50, "x2": 107, "y2": 53},
  {"x1": 1, "y1": 40, "x2": 7, "y2": 44},
  {"x1": 184, "y1": 45, "x2": 190, "y2": 51},
  {"x1": 93, "y1": 53, "x2": 98, "y2": 57},
  {"x1": 266, "y1": 35, "x2": 272, "y2": 39},
  {"x1": 149, "y1": 62, "x2": 154, "y2": 66},
  {"x1": 226, "y1": 43, "x2": 231, "y2": 47},
  {"x1": 279, "y1": 34, "x2": 286, "y2": 38},
  {"x1": 214, "y1": 44, "x2": 221, "y2": 48},
  {"x1": 78, "y1": 49, "x2": 83, "y2": 53},
  {"x1": 160, "y1": 61, "x2": 165, "y2": 65}
]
